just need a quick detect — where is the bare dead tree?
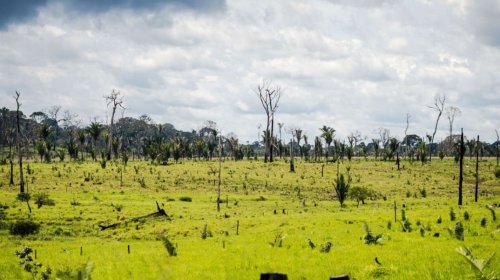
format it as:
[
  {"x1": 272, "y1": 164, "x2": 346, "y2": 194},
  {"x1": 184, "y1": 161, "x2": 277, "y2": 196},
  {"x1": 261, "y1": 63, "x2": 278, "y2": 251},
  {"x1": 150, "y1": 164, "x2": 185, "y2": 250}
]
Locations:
[
  {"x1": 255, "y1": 80, "x2": 281, "y2": 163},
  {"x1": 14, "y1": 92, "x2": 25, "y2": 193},
  {"x1": 105, "y1": 90, "x2": 125, "y2": 160},
  {"x1": 495, "y1": 129, "x2": 499, "y2": 166},
  {"x1": 427, "y1": 93, "x2": 446, "y2": 161},
  {"x1": 404, "y1": 113, "x2": 410, "y2": 156},
  {"x1": 445, "y1": 106, "x2": 461, "y2": 154}
]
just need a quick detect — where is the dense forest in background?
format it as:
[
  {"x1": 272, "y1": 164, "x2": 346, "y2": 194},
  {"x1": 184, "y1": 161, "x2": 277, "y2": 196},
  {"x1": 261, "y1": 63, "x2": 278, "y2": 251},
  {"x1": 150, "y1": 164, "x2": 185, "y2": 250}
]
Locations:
[{"x1": 1, "y1": 105, "x2": 498, "y2": 166}]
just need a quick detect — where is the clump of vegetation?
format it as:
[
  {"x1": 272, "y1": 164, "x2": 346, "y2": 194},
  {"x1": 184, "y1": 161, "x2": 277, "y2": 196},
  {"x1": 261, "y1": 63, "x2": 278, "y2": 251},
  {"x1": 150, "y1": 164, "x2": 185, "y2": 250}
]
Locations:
[
  {"x1": 349, "y1": 186, "x2": 377, "y2": 207},
  {"x1": 111, "y1": 203, "x2": 123, "y2": 212},
  {"x1": 33, "y1": 193, "x2": 55, "y2": 209},
  {"x1": 456, "y1": 247, "x2": 497, "y2": 280},
  {"x1": 481, "y1": 217, "x2": 487, "y2": 227},
  {"x1": 402, "y1": 219, "x2": 412, "y2": 232},
  {"x1": 15, "y1": 246, "x2": 51, "y2": 280},
  {"x1": 10, "y1": 220, "x2": 40, "y2": 236},
  {"x1": 269, "y1": 232, "x2": 286, "y2": 248},
  {"x1": 55, "y1": 262, "x2": 93, "y2": 280},
  {"x1": 449, "y1": 208, "x2": 456, "y2": 221},
  {"x1": 201, "y1": 224, "x2": 212, "y2": 240},
  {"x1": 463, "y1": 211, "x2": 470, "y2": 221},
  {"x1": 163, "y1": 237, "x2": 177, "y2": 256},
  {"x1": 437, "y1": 216, "x2": 442, "y2": 224},
  {"x1": 494, "y1": 169, "x2": 500, "y2": 179},
  {"x1": 363, "y1": 223, "x2": 382, "y2": 245},
  {"x1": 320, "y1": 241, "x2": 332, "y2": 253},
  {"x1": 334, "y1": 173, "x2": 351, "y2": 207},
  {"x1": 419, "y1": 188, "x2": 427, "y2": 198},
  {"x1": 179, "y1": 196, "x2": 192, "y2": 202},
  {"x1": 454, "y1": 222, "x2": 464, "y2": 241}
]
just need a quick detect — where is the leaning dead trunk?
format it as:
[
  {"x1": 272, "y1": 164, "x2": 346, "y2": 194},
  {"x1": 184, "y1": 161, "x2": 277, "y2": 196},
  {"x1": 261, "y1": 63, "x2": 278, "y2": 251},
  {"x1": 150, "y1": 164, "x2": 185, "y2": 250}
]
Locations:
[{"x1": 15, "y1": 92, "x2": 25, "y2": 193}]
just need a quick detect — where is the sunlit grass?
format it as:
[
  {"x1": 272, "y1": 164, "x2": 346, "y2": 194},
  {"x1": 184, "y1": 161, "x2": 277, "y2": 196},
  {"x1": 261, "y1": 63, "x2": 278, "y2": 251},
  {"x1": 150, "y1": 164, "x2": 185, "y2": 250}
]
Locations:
[{"x1": 0, "y1": 158, "x2": 499, "y2": 279}]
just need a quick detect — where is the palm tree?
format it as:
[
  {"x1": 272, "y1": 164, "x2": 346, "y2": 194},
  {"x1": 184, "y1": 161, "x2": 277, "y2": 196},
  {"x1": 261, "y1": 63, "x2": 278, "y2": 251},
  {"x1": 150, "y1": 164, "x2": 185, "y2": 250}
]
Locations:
[
  {"x1": 78, "y1": 129, "x2": 86, "y2": 160},
  {"x1": 320, "y1": 126, "x2": 335, "y2": 162},
  {"x1": 86, "y1": 121, "x2": 103, "y2": 161}
]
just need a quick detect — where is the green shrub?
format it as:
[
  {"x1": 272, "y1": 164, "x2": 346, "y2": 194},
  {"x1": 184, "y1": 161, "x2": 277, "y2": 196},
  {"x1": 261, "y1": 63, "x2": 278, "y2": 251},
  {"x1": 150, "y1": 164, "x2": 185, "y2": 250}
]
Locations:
[
  {"x1": 10, "y1": 220, "x2": 40, "y2": 236},
  {"x1": 437, "y1": 216, "x2": 442, "y2": 224},
  {"x1": 179, "y1": 196, "x2": 192, "y2": 202},
  {"x1": 363, "y1": 223, "x2": 382, "y2": 244},
  {"x1": 450, "y1": 208, "x2": 456, "y2": 221},
  {"x1": 480, "y1": 217, "x2": 487, "y2": 227},
  {"x1": 454, "y1": 222, "x2": 464, "y2": 241},
  {"x1": 495, "y1": 169, "x2": 500, "y2": 179},
  {"x1": 463, "y1": 211, "x2": 470, "y2": 221},
  {"x1": 33, "y1": 193, "x2": 55, "y2": 209},
  {"x1": 334, "y1": 173, "x2": 350, "y2": 206}
]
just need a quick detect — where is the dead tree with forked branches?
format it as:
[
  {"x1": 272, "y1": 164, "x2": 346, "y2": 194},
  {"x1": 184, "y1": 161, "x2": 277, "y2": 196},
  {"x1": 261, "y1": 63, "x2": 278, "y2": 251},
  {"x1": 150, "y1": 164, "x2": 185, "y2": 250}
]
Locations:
[{"x1": 255, "y1": 80, "x2": 281, "y2": 163}]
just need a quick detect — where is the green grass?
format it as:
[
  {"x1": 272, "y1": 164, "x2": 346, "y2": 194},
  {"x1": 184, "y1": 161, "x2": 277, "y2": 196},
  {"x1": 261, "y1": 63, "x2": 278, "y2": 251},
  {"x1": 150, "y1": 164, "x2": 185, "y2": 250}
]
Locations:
[{"x1": 0, "y1": 158, "x2": 499, "y2": 279}]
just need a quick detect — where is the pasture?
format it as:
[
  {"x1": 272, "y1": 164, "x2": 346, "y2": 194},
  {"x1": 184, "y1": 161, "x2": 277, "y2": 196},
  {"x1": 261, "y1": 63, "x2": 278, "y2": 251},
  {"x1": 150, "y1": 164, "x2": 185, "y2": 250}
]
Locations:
[{"x1": 0, "y1": 158, "x2": 499, "y2": 279}]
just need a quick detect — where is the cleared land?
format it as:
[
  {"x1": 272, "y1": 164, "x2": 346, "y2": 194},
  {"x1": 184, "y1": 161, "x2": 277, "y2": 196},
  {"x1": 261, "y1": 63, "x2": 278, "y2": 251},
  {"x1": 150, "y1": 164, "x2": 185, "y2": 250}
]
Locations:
[{"x1": 0, "y1": 158, "x2": 499, "y2": 279}]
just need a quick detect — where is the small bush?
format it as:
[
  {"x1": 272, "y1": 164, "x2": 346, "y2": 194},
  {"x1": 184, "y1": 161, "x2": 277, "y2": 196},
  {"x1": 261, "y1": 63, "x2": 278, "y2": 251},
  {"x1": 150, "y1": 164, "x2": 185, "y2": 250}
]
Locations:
[
  {"x1": 320, "y1": 241, "x2": 332, "y2": 253},
  {"x1": 437, "y1": 216, "x2": 442, "y2": 224},
  {"x1": 463, "y1": 211, "x2": 470, "y2": 221},
  {"x1": 454, "y1": 222, "x2": 464, "y2": 241},
  {"x1": 449, "y1": 208, "x2": 456, "y2": 221},
  {"x1": 495, "y1": 169, "x2": 500, "y2": 179},
  {"x1": 179, "y1": 196, "x2": 192, "y2": 202},
  {"x1": 480, "y1": 217, "x2": 487, "y2": 227},
  {"x1": 419, "y1": 188, "x2": 427, "y2": 198},
  {"x1": 10, "y1": 220, "x2": 40, "y2": 236},
  {"x1": 363, "y1": 223, "x2": 382, "y2": 244},
  {"x1": 33, "y1": 193, "x2": 55, "y2": 209},
  {"x1": 402, "y1": 219, "x2": 412, "y2": 232}
]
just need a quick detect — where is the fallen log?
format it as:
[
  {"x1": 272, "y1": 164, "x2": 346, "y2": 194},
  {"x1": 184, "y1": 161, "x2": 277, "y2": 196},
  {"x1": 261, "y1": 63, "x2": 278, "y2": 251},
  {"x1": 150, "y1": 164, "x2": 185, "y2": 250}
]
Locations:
[{"x1": 98, "y1": 201, "x2": 170, "y2": 230}]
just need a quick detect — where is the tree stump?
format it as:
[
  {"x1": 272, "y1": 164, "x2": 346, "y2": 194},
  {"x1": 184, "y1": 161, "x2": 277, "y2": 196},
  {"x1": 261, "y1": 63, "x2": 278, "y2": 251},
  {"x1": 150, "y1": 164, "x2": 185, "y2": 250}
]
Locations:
[
  {"x1": 330, "y1": 275, "x2": 349, "y2": 280},
  {"x1": 260, "y1": 273, "x2": 288, "y2": 280}
]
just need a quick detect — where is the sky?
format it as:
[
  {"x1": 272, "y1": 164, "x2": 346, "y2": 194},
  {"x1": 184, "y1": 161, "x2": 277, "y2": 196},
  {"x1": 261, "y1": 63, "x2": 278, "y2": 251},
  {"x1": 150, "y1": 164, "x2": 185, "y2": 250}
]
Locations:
[{"x1": 0, "y1": 0, "x2": 499, "y2": 143}]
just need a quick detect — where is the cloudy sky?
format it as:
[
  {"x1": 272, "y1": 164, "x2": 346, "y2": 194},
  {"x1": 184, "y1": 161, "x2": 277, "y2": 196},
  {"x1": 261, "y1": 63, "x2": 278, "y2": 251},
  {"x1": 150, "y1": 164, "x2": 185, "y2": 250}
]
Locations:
[{"x1": 1, "y1": 0, "x2": 499, "y2": 143}]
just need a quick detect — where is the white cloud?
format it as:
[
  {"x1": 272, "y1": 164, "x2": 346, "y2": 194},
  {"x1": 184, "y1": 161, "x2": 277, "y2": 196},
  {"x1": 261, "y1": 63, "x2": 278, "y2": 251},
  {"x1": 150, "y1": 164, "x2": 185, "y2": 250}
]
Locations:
[{"x1": 0, "y1": 0, "x2": 499, "y2": 143}]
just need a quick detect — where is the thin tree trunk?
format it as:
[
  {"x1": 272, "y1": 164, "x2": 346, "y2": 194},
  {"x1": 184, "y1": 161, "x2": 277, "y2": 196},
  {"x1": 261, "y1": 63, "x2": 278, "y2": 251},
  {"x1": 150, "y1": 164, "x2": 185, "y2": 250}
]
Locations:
[
  {"x1": 458, "y1": 128, "x2": 464, "y2": 206},
  {"x1": 474, "y1": 135, "x2": 479, "y2": 202},
  {"x1": 217, "y1": 134, "x2": 222, "y2": 212},
  {"x1": 270, "y1": 117, "x2": 274, "y2": 162},
  {"x1": 289, "y1": 138, "x2": 295, "y2": 172},
  {"x1": 15, "y1": 92, "x2": 25, "y2": 193}
]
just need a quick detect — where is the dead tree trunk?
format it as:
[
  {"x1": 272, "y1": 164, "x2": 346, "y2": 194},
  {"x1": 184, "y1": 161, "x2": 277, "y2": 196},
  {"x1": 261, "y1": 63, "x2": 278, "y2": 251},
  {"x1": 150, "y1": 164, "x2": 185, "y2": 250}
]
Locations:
[
  {"x1": 458, "y1": 128, "x2": 464, "y2": 206},
  {"x1": 105, "y1": 90, "x2": 124, "y2": 160},
  {"x1": 15, "y1": 92, "x2": 25, "y2": 193},
  {"x1": 428, "y1": 94, "x2": 446, "y2": 162},
  {"x1": 217, "y1": 133, "x2": 222, "y2": 212},
  {"x1": 475, "y1": 135, "x2": 479, "y2": 202}
]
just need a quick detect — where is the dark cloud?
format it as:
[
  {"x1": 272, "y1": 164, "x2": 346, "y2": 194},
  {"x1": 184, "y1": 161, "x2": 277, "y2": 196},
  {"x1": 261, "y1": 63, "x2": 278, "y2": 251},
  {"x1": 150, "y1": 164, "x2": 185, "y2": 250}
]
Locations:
[
  {"x1": 62, "y1": 0, "x2": 226, "y2": 14},
  {"x1": 0, "y1": 0, "x2": 226, "y2": 29},
  {"x1": 0, "y1": 0, "x2": 48, "y2": 28}
]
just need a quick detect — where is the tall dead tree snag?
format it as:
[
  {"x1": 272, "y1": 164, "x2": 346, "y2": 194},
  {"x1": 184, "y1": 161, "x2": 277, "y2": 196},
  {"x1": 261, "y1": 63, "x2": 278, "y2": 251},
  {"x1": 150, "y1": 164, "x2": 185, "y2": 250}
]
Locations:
[
  {"x1": 458, "y1": 128, "x2": 464, "y2": 206},
  {"x1": 217, "y1": 131, "x2": 222, "y2": 212},
  {"x1": 105, "y1": 90, "x2": 124, "y2": 160},
  {"x1": 446, "y1": 106, "x2": 461, "y2": 153},
  {"x1": 14, "y1": 91, "x2": 25, "y2": 193},
  {"x1": 496, "y1": 129, "x2": 499, "y2": 167},
  {"x1": 428, "y1": 94, "x2": 446, "y2": 162},
  {"x1": 475, "y1": 135, "x2": 479, "y2": 203},
  {"x1": 255, "y1": 80, "x2": 281, "y2": 163}
]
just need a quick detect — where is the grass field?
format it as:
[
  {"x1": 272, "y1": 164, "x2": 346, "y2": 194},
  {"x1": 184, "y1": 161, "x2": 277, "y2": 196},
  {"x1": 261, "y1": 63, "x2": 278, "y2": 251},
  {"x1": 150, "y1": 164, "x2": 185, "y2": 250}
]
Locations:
[{"x1": 0, "y1": 157, "x2": 499, "y2": 279}]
